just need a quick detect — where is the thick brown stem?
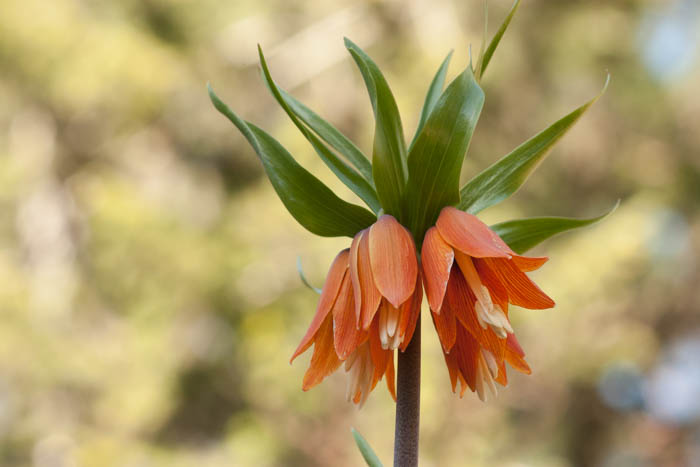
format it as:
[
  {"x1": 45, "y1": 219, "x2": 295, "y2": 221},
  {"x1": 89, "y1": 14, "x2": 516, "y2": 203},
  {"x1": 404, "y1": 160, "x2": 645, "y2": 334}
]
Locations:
[{"x1": 393, "y1": 315, "x2": 420, "y2": 467}]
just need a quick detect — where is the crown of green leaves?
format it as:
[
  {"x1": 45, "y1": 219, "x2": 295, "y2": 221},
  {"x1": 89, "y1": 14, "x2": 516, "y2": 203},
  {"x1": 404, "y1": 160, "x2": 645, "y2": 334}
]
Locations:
[{"x1": 209, "y1": 0, "x2": 616, "y2": 255}]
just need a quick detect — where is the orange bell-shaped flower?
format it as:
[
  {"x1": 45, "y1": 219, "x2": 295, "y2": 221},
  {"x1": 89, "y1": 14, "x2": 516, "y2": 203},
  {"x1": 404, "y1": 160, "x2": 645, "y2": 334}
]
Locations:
[
  {"x1": 291, "y1": 215, "x2": 422, "y2": 406},
  {"x1": 422, "y1": 207, "x2": 554, "y2": 401}
]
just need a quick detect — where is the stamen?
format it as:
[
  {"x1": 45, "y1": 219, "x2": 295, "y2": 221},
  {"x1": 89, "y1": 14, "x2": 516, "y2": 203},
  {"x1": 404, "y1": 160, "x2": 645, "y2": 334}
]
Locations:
[
  {"x1": 379, "y1": 305, "x2": 389, "y2": 349},
  {"x1": 482, "y1": 349, "x2": 499, "y2": 379},
  {"x1": 386, "y1": 305, "x2": 399, "y2": 337},
  {"x1": 390, "y1": 330, "x2": 403, "y2": 350},
  {"x1": 344, "y1": 350, "x2": 359, "y2": 371},
  {"x1": 343, "y1": 344, "x2": 375, "y2": 407},
  {"x1": 345, "y1": 356, "x2": 362, "y2": 401},
  {"x1": 459, "y1": 256, "x2": 512, "y2": 339},
  {"x1": 357, "y1": 361, "x2": 373, "y2": 408},
  {"x1": 475, "y1": 349, "x2": 498, "y2": 402},
  {"x1": 378, "y1": 302, "x2": 402, "y2": 350}
]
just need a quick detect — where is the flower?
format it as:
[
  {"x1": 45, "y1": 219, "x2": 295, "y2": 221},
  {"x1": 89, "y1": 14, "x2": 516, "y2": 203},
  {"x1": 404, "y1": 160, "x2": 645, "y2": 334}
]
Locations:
[
  {"x1": 421, "y1": 207, "x2": 555, "y2": 401},
  {"x1": 290, "y1": 215, "x2": 422, "y2": 406}
]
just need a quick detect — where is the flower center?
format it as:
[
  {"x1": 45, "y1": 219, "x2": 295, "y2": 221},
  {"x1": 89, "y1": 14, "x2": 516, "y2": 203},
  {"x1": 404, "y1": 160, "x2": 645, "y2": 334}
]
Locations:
[
  {"x1": 459, "y1": 255, "x2": 513, "y2": 338},
  {"x1": 344, "y1": 343, "x2": 374, "y2": 407},
  {"x1": 475, "y1": 349, "x2": 499, "y2": 402},
  {"x1": 378, "y1": 301, "x2": 402, "y2": 350}
]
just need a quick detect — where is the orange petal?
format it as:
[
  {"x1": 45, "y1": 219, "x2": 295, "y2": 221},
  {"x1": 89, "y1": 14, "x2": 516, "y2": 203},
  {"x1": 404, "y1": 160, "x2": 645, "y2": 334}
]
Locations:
[
  {"x1": 431, "y1": 301, "x2": 456, "y2": 352},
  {"x1": 442, "y1": 351, "x2": 461, "y2": 392},
  {"x1": 443, "y1": 350, "x2": 460, "y2": 393},
  {"x1": 291, "y1": 249, "x2": 349, "y2": 362},
  {"x1": 506, "y1": 333, "x2": 531, "y2": 375},
  {"x1": 484, "y1": 258, "x2": 555, "y2": 309},
  {"x1": 302, "y1": 315, "x2": 342, "y2": 390},
  {"x1": 398, "y1": 272, "x2": 423, "y2": 352},
  {"x1": 358, "y1": 230, "x2": 383, "y2": 330},
  {"x1": 445, "y1": 266, "x2": 506, "y2": 361},
  {"x1": 457, "y1": 372, "x2": 469, "y2": 397},
  {"x1": 473, "y1": 258, "x2": 509, "y2": 315},
  {"x1": 452, "y1": 325, "x2": 480, "y2": 393},
  {"x1": 494, "y1": 360, "x2": 508, "y2": 386},
  {"x1": 332, "y1": 275, "x2": 368, "y2": 359},
  {"x1": 436, "y1": 207, "x2": 513, "y2": 258},
  {"x1": 512, "y1": 255, "x2": 548, "y2": 272},
  {"x1": 421, "y1": 227, "x2": 454, "y2": 313},
  {"x1": 386, "y1": 351, "x2": 397, "y2": 401},
  {"x1": 369, "y1": 215, "x2": 418, "y2": 308},
  {"x1": 506, "y1": 332, "x2": 526, "y2": 357},
  {"x1": 506, "y1": 348, "x2": 531, "y2": 375},
  {"x1": 349, "y1": 229, "x2": 364, "y2": 327},
  {"x1": 353, "y1": 390, "x2": 362, "y2": 404}
]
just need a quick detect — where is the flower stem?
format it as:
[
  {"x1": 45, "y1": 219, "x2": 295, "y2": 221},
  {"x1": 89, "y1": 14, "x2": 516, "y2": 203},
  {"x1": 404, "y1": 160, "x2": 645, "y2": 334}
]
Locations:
[{"x1": 393, "y1": 315, "x2": 420, "y2": 467}]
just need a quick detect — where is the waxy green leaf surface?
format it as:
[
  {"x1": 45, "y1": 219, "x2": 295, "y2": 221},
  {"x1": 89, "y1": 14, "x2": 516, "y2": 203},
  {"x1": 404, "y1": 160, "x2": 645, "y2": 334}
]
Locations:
[
  {"x1": 258, "y1": 47, "x2": 381, "y2": 213},
  {"x1": 491, "y1": 201, "x2": 619, "y2": 254},
  {"x1": 405, "y1": 66, "x2": 484, "y2": 241},
  {"x1": 351, "y1": 428, "x2": 384, "y2": 467},
  {"x1": 458, "y1": 76, "x2": 609, "y2": 214},
  {"x1": 345, "y1": 38, "x2": 407, "y2": 218},
  {"x1": 409, "y1": 50, "x2": 453, "y2": 151},
  {"x1": 277, "y1": 87, "x2": 374, "y2": 184},
  {"x1": 209, "y1": 85, "x2": 376, "y2": 237},
  {"x1": 476, "y1": 0, "x2": 521, "y2": 80}
]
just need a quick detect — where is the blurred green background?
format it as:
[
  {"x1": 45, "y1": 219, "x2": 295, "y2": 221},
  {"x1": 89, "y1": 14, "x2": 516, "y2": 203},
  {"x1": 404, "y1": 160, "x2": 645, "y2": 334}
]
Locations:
[{"x1": 1, "y1": 0, "x2": 699, "y2": 465}]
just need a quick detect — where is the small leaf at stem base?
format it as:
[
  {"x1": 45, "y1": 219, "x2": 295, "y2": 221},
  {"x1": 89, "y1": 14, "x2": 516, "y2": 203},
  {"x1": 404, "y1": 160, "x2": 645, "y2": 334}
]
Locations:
[{"x1": 352, "y1": 427, "x2": 384, "y2": 467}]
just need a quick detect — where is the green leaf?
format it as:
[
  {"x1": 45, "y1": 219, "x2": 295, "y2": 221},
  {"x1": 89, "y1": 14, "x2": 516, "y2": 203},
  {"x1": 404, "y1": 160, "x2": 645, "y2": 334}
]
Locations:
[
  {"x1": 209, "y1": 85, "x2": 376, "y2": 237},
  {"x1": 351, "y1": 428, "x2": 383, "y2": 467},
  {"x1": 409, "y1": 50, "x2": 453, "y2": 151},
  {"x1": 258, "y1": 46, "x2": 381, "y2": 213},
  {"x1": 491, "y1": 200, "x2": 619, "y2": 254},
  {"x1": 278, "y1": 87, "x2": 374, "y2": 184},
  {"x1": 404, "y1": 66, "x2": 485, "y2": 240},
  {"x1": 297, "y1": 257, "x2": 321, "y2": 294},
  {"x1": 474, "y1": 1, "x2": 488, "y2": 78},
  {"x1": 345, "y1": 38, "x2": 407, "y2": 218},
  {"x1": 476, "y1": 0, "x2": 521, "y2": 81},
  {"x1": 458, "y1": 75, "x2": 610, "y2": 214}
]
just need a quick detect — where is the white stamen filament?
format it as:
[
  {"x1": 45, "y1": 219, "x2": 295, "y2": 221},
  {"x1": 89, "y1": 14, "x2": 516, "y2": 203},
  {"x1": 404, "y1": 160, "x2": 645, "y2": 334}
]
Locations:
[
  {"x1": 379, "y1": 307, "x2": 389, "y2": 349},
  {"x1": 475, "y1": 349, "x2": 498, "y2": 402},
  {"x1": 344, "y1": 343, "x2": 375, "y2": 407},
  {"x1": 378, "y1": 303, "x2": 403, "y2": 350},
  {"x1": 460, "y1": 256, "x2": 512, "y2": 339},
  {"x1": 344, "y1": 350, "x2": 359, "y2": 371},
  {"x1": 482, "y1": 349, "x2": 499, "y2": 379},
  {"x1": 386, "y1": 306, "x2": 399, "y2": 337}
]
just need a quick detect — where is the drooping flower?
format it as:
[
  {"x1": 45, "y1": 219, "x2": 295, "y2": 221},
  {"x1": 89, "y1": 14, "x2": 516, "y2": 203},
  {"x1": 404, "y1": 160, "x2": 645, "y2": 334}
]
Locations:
[
  {"x1": 290, "y1": 215, "x2": 422, "y2": 406},
  {"x1": 422, "y1": 207, "x2": 555, "y2": 401}
]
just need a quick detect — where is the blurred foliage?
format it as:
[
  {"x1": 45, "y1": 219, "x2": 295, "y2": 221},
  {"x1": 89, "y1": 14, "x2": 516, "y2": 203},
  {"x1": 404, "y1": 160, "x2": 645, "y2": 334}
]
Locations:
[{"x1": 0, "y1": 0, "x2": 699, "y2": 466}]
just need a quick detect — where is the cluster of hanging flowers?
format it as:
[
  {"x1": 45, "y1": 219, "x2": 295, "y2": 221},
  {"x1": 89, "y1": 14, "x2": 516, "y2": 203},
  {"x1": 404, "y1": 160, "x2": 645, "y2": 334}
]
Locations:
[
  {"x1": 291, "y1": 205, "x2": 557, "y2": 405},
  {"x1": 291, "y1": 215, "x2": 421, "y2": 406},
  {"x1": 210, "y1": 1, "x2": 612, "y2": 406},
  {"x1": 423, "y1": 207, "x2": 553, "y2": 400}
]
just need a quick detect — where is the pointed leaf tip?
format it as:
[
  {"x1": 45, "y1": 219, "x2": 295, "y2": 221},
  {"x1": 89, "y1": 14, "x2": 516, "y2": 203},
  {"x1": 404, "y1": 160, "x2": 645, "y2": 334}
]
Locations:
[
  {"x1": 405, "y1": 64, "x2": 484, "y2": 239},
  {"x1": 477, "y1": 0, "x2": 520, "y2": 80},
  {"x1": 258, "y1": 45, "x2": 381, "y2": 213},
  {"x1": 409, "y1": 49, "x2": 454, "y2": 151},
  {"x1": 209, "y1": 86, "x2": 376, "y2": 237},
  {"x1": 458, "y1": 80, "x2": 608, "y2": 214},
  {"x1": 297, "y1": 256, "x2": 322, "y2": 294},
  {"x1": 255, "y1": 45, "x2": 373, "y2": 185},
  {"x1": 345, "y1": 39, "x2": 407, "y2": 217},
  {"x1": 603, "y1": 72, "x2": 611, "y2": 93},
  {"x1": 491, "y1": 200, "x2": 620, "y2": 254},
  {"x1": 351, "y1": 428, "x2": 384, "y2": 467}
]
